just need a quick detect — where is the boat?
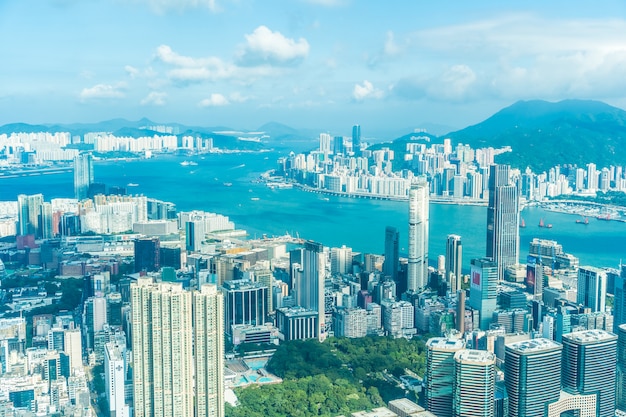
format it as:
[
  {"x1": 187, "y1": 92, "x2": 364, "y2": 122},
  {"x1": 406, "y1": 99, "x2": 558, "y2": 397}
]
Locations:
[
  {"x1": 180, "y1": 160, "x2": 198, "y2": 166},
  {"x1": 127, "y1": 183, "x2": 139, "y2": 187},
  {"x1": 597, "y1": 213, "x2": 611, "y2": 221},
  {"x1": 251, "y1": 197, "x2": 260, "y2": 201},
  {"x1": 539, "y1": 218, "x2": 552, "y2": 229},
  {"x1": 539, "y1": 218, "x2": 544, "y2": 227},
  {"x1": 575, "y1": 217, "x2": 589, "y2": 225},
  {"x1": 223, "y1": 182, "x2": 233, "y2": 187},
  {"x1": 520, "y1": 218, "x2": 526, "y2": 228}
]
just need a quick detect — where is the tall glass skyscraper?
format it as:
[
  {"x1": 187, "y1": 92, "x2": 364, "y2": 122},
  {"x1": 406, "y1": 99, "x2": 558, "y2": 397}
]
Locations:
[
  {"x1": 505, "y1": 338, "x2": 562, "y2": 417},
  {"x1": 352, "y1": 124, "x2": 361, "y2": 156},
  {"x1": 576, "y1": 266, "x2": 607, "y2": 313},
  {"x1": 407, "y1": 179, "x2": 429, "y2": 292},
  {"x1": 74, "y1": 152, "x2": 94, "y2": 201},
  {"x1": 617, "y1": 324, "x2": 626, "y2": 412},
  {"x1": 17, "y1": 193, "x2": 43, "y2": 237},
  {"x1": 425, "y1": 337, "x2": 465, "y2": 417},
  {"x1": 384, "y1": 226, "x2": 399, "y2": 282},
  {"x1": 445, "y1": 234, "x2": 463, "y2": 293},
  {"x1": 453, "y1": 349, "x2": 496, "y2": 417},
  {"x1": 486, "y1": 164, "x2": 520, "y2": 280},
  {"x1": 561, "y1": 330, "x2": 617, "y2": 417},
  {"x1": 296, "y1": 241, "x2": 327, "y2": 341},
  {"x1": 469, "y1": 258, "x2": 498, "y2": 330}
]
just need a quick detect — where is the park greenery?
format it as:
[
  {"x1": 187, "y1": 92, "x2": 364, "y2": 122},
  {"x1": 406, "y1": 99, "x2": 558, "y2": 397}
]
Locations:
[{"x1": 225, "y1": 335, "x2": 427, "y2": 417}]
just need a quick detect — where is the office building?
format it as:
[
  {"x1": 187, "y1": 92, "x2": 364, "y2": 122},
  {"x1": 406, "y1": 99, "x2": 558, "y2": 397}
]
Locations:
[
  {"x1": 296, "y1": 241, "x2": 327, "y2": 341},
  {"x1": 445, "y1": 235, "x2": 463, "y2": 293},
  {"x1": 222, "y1": 280, "x2": 268, "y2": 335},
  {"x1": 561, "y1": 330, "x2": 617, "y2": 417},
  {"x1": 134, "y1": 237, "x2": 160, "y2": 273},
  {"x1": 352, "y1": 124, "x2": 361, "y2": 156},
  {"x1": 104, "y1": 342, "x2": 129, "y2": 417},
  {"x1": 486, "y1": 164, "x2": 520, "y2": 280},
  {"x1": 193, "y1": 284, "x2": 225, "y2": 417},
  {"x1": 612, "y1": 266, "x2": 626, "y2": 333},
  {"x1": 384, "y1": 226, "x2": 399, "y2": 282},
  {"x1": 425, "y1": 337, "x2": 465, "y2": 417},
  {"x1": 331, "y1": 245, "x2": 353, "y2": 275},
  {"x1": 577, "y1": 266, "x2": 607, "y2": 313},
  {"x1": 469, "y1": 258, "x2": 498, "y2": 330},
  {"x1": 74, "y1": 152, "x2": 94, "y2": 201},
  {"x1": 453, "y1": 349, "x2": 496, "y2": 417},
  {"x1": 505, "y1": 338, "x2": 562, "y2": 417},
  {"x1": 275, "y1": 307, "x2": 318, "y2": 341},
  {"x1": 617, "y1": 324, "x2": 626, "y2": 412},
  {"x1": 185, "y1": 219, "x2": 204, "y2": 252},
  {"x1": 407, "y1": 179, "x2": 429, "y2": 292},
  {"x1": 17, "y1": 193, "x2": 43, "y2": 238}
]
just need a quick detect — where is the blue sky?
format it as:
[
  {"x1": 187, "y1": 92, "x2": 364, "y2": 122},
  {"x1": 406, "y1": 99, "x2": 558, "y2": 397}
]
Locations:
[{"x1": 2, "y1": 0, "x2": 626, "y2": 137}]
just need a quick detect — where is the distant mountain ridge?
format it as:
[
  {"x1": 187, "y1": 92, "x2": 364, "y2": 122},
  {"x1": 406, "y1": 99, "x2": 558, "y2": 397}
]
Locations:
[
  {"x1": 445, "y1": 99, "x2": 626, "y2": 171},
  {"x1": 2, "y1": 99, "x2": 626, "y2": 169}
]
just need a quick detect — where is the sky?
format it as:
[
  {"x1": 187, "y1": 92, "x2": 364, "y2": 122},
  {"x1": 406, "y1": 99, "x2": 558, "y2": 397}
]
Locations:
[{"x1": 3, "y1": 0, "x2": 626, "y2": 138}]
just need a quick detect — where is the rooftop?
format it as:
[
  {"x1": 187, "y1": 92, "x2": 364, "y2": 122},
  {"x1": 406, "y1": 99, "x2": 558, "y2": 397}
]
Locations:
[
  {"x1": 562, "y1": 329, "x2": 617, "y2": 344},
  {"x1": 426, "y1": 337, "x2": 465, "y2": 351},
  {"x1": 506, "y1": 337, "x2": 562, "y2": 354}
]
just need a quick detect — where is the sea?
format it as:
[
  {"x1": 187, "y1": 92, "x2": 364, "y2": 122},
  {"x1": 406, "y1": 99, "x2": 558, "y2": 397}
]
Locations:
[{"x1": 1, "y1": 151, "x2": 625, "y2": 271}]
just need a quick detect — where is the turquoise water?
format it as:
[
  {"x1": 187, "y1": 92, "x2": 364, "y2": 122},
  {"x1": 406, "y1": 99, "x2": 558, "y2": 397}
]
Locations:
[
  {"x1": 244, "y1": 359, "x2": 267, "y2": 371},
  {"x1": 1, "y1": 151, "x2": 625, "y2": 269}
]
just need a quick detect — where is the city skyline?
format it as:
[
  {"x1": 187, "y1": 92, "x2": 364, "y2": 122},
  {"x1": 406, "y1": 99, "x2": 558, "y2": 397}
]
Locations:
[{"x1": 4, "y1": 1, "x2": 626, "y2": 136}]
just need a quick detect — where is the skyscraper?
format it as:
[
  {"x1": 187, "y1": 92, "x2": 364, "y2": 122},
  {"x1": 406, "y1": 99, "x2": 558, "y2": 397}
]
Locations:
[
  {"x1": 453, "y1": 349, "x2": 496, "y2": 417},
  {"x1": 17, "y1": 193, "x2": 43, "y2": 238},
  {"x1": 352, "y1": 124, "x2": 361, "y2": 156},
  {"x1": 74, "y1": 152, "x2": 94, "y2": 201},
  {"x1": 445, "y1": 234, "x2": 462, "y2": 293},
  {"x1": 425, "y1": 337, "x2": 465, "y2": 417},
  {"x1": 132, "y1": 279, "x2": 194, "y2": 417},
  {"x1": 469, "y1": 258, "x2": 498, "y2": 330},
  {"x1": 407, "y1": 179, "x2": 429, "y2": 292},
  {"x1": 384, "y1": 226, "x2": 399, "y2": 282},
  {"x1": 617, "y1": 324, "x2": 626, "y2": 412},
  {"x1": 296, "y1": 241, "x2": 327, "y2": 341},
  {"x1": 131, "y1": 279, "x2": 224, "y2": 417},
  {"x1": 134, "y1": 237, "x2": 161, "y2": 273},
  {"x1": 577, "y1": 266, "x2": 607, "y2": 313},
  {"x1": 486, "y1": 164, "x2": 520, "y2": 280},
  {"x1": 193, "y1": 284, "x2": 225, "y2": 417},
  {"x1": 505, "y1": 338, "x2": 562, "y2": 417},
  {"x1": 561, "y1": 330, "x2": 617, "y2": 417},
  {"x1": 615, "y1": 265, "x2": 626, "y2": 333}
]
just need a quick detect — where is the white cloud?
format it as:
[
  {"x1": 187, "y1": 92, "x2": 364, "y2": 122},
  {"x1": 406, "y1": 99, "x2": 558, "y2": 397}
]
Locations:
[
  {"x1": 353, "y1": 80, "x2": 384, "y2": 101},
  {"x1": 229, "y1": 92, "x2": 250, "y2": 103},
  {"x1": 127, "y1": 0, "x2": 219, "y2": 14},
  {"x1": 155, "y1": 45, "x2": 235, "y2": 83},
  {"x1": 238, "y1": 26, "x2": 309, "y2": 66},
  {"x1": 141, "y1": 91, "x2": 167, "y2": 106},
  {"x1": 384, "y1": 31, "x2": 401, "y2": 56},
  {"x1": 396, "y1": 15, "x2": 626, "y2": 101},
  {"x1": 125, "y1": 65, "x2": 140, "y2": 78},
  {"x1": 79, "y1": 83, "x2": 126, "y2": 100},
  {"x1": 198, "y1": 93, "x2": 230, "y2": 107}
]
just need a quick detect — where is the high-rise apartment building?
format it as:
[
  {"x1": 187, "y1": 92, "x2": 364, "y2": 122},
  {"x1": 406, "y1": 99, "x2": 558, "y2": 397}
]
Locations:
[
  {"x1": 193, "y1": 284, "x2": 225, "y2": 417},
  {"x1": 453, "y1": 349, "x2": 496, "y2": 417},
  {"x1": 469, "y1": 258, "x2": 498, "y2": 330},
  {"x1": 561, "y1": 330, "x2": 617, "y2": 417},
  {"x1": 131, "y1": 278, "x2": 224, "y2": 417},
  {"x1": 330, "y1": 245, "x2": 353, "y2": 275},
  {"x1": 577, "y1": 266, "x2": 607, "y2": 313},
  {"x1": 104, "y1": 341, "x2": 129, "y2": 417},
  {"x1": 74, "y1": 152, "x2": 94, "y2": 201},
  {"x1": 407, "y1": 179, "x2": 429, "y2": 292},
  {"x1": 505, "y1": 338, "x2": 562, "y2": 417},
  {"x1": 486, "y1": 164, "x2": 519, "y2": 280},
  {"x1": 132, "y1": 279, "x2": 194, "y2": 417},
  {"x1": 383, "y1": 226, "x2": 399, "y2": 282},
  {"x1": 425, "y1": 337, "x2": 465, "y2": 417},
  {"x1": 445, "y1": 234, "x2": 463, "y2": 293}
]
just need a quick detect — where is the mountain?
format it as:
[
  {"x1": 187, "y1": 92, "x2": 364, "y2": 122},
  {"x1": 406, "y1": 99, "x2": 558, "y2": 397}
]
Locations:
[{"x1": 445, "y1": 99, "x2": 626, "y2": 171}]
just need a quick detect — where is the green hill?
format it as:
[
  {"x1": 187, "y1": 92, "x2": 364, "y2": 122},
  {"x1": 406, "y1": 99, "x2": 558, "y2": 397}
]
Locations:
[{"x1": 446, "y1": 99, "x2": 626, "y2": 171}]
